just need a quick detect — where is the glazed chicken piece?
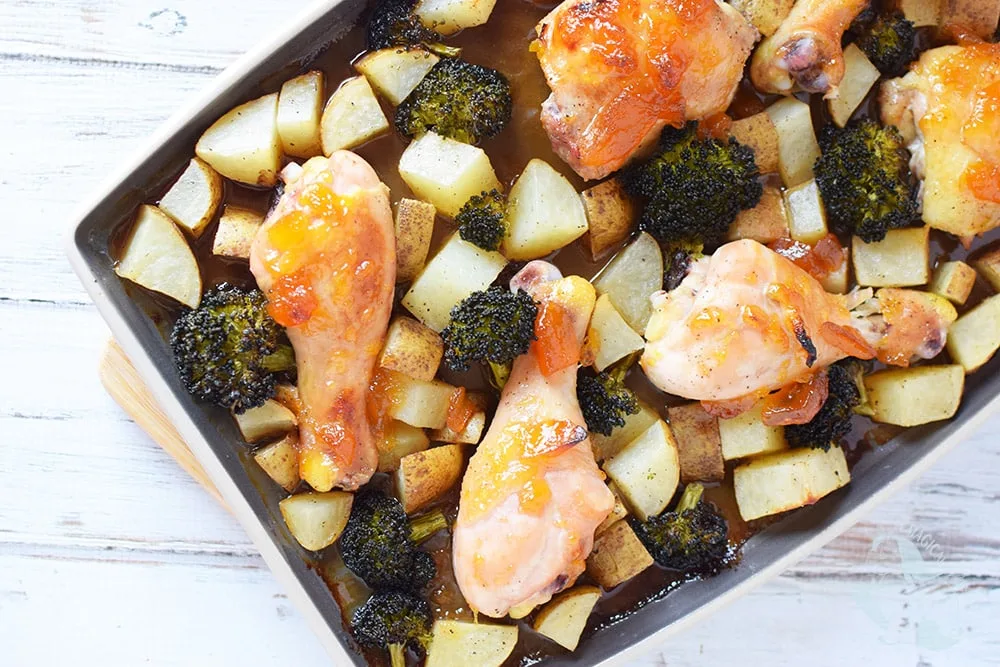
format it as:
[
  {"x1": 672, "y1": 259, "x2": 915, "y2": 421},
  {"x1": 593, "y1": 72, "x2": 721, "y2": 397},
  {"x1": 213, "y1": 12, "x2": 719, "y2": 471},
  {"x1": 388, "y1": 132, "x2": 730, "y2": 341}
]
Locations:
[
  {"x1": 452, "y1": 262, "x2": 615, "y2": 618},
  {"x1": 250, "y1": 152, "x2": 395, "y2": 492},
  {"x1": 533, "y1": 0, "x2": 757, "y2": 180},
  {"x1": 880, "y1": 43, "x2": 1000, "y2": 237},
  {"x1": 750, "y1": 0, "x2": 867, "y2": 97}
]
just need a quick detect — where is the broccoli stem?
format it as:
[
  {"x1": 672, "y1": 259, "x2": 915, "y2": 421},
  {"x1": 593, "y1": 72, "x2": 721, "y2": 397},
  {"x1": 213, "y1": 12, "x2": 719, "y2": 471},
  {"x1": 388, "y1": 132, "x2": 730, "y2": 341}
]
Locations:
[
  {"x1": 262, "y1": 345, "x2": 296, "y2": 373},
  {"x1": 676, "y1": 483, "x2": 705, "y2": 513},
  {"x1": 488, "y1": 361, "x2": 512, "y2": 391},
  {"x1": 409, "y1": 509, "x2": 448, "y2": 545},
  {"x1": 427, "y1": 42, "x2": 461, "y2": 58},
  {"x1": 608, "y1": 351, "x2": 640, "y2": 384},
  {"x1": 846, "y1": 363, "x2": 875, "y2": 417},
  {"x1": 388, "y1": 643, "x2": 406, "y2": 667}
]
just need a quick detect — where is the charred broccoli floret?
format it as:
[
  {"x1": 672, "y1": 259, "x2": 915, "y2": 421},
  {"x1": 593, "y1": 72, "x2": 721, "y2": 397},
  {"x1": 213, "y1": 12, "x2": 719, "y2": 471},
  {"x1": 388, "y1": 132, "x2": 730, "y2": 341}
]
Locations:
[
  {"x1": 395, "y1": 58, "x2": 512, "y2": 144},
  {"x1": 662, "y1": 240, "x2": 705, "y2": 292},
  {"x1": 367, "y1": 0, "x2": 460, "y2": 57},
  {"x1": 441, "y1": 286, "x2": 537, "y2": 373},
  {"x1": 814, "y1": 120, "x2": 918, "y2": 243},
  {"x1": 619, "y1": 122, "x2": 762, "y2": 246},
  {"x1": 352, "y1": 590, "x2": 432, "y2": 667},
  {"x1": 339, "y1": 489, "x2": 448, "y2": 591},
  {"x1": 786, "y1": 359, "x2": 872, "y2": 451},
  {"x1": 169, "y1": 283, "x2": 295, "y2": 414},
  {"x1": 456, "y1": 189, "x2": 507, "y2": 251},
  {"x1": 853, "y1": 11, "x2": 916, "y2": 76},
  {"x1": 630, "y1": 483, "x2": 731, "y2": 576},
  {"x1": 577, "y1": 354, "x2": 640, "y2": 437}
]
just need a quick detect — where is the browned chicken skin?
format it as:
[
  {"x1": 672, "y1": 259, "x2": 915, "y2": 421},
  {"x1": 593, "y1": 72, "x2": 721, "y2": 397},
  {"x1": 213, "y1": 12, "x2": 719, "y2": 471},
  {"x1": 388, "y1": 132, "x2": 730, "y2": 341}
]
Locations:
[{"x1": 250, "y1": 153, "x2": 395, "y2": 491}]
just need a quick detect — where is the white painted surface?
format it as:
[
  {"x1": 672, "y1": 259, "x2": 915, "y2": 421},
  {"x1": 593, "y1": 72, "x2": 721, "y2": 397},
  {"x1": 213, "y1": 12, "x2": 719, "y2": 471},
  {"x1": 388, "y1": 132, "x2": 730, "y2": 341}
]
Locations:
[{"x1": 1, "y1": 2, "x2": 998, "y2": 665}]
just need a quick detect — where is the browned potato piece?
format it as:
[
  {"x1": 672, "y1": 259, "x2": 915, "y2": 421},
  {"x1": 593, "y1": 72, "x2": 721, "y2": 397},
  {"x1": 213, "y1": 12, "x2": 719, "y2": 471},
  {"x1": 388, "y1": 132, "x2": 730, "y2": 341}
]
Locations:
[
  {"x1": 972, "y1": 241, "x2": 1000, "y2": 292},
  {"x1": 396, "y1": 444, "x2": 464, "y2": 513},
  {"x1": 940, "y1": 0, "x2": 1000, "y2": 39},
  {"x1": 212, "y1": 205, "x2": 264, "y2": 260},
  {"x1": 579, "y1": 179, "x2": 635, "y2": 261},
  {"x1": 234, "y1": 398, "x2": 297, "y2": 442},
  {"x1": 279, "y1": 491, "x2": 353, "y2": 551},
  {"x1": 594, "y1": 493, "x2": 628, "y2": 536},
  {"x1": 729, "y1": 0, "x2": 794, "y2": 36},
  {"x1": 395, "y1": 198, "x2": 437, "y2": 283},
  {"x1": 377, "y1": 420, "x2": 431, "y2": 473},
  {"x1": 533, "y1": 586, "x2": 602, "y2": 651},
  {"x1": 158, "y1": 157, "x2": 223, "y2": 238},
  {"x1": 254, "y1": 433, "x2": 301, "y2": 492},
  {"x1": 378, "y1": 316, "x2": 444, "y2": 381},
  {"x1": 930, "y1": 260, "x2": 977, "y2": 305},
  {"x1": 901, "y1": 0, "x2": 940, "y2": 26},
  {"x1": 431, "y1": 392, "x2": 488, "y2": 444},
  {"x1": 730, "y1": 112, "x2": 780, "y2": 174},
  {"x1": 667, "y1": 403, "x2": 724, "y2": 484},
  {"x1": 586, "y1": 519, "x2": 654, "y2": 589},
  {"x1": 726, "y1": 185, "x2": 789, "y2": 244}
]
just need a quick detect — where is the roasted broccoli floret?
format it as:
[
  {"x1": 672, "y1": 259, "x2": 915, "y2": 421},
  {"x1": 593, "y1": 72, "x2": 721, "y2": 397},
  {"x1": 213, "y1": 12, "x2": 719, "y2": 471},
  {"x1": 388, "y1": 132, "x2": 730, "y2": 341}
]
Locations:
[
  {"x1": 367, "y1": 0, "x2": 460, "y2": 57},
  {"x1": 786, "y1": 359, "x2": 871, "y2": 451},
  {"x1": 577, "y1": 354, "x2": 640, "y2": 437},
  {"x1": 853, "y1": 11, "x2": 916, "y2": 76},
  {"x1": 814, "y1": 120, "x2": 918, "y2": 243},
  {"x1": 352, "y1": 590, "x2": 433, "y2": 667},
  {"x1": 395, "y1": 58, "x2": 513, "y2": 145},
  {"x1": 339, "y1": 489, "x2": 448, "y2": 591},
  {"x1": 169, "y1": 283, "x2": 295, "y2": 414},
  {"x1": 630, "y1": 483, "x2": 730, "y2": 576},
  {"x1": 619, "y1": 122, "x2": 762, "y2": 246},
  {"x1": 662, "y1": 240, "x2": 705, "y2": 292},
  {"x1": 441, "y1": 286, "x2": 537, "y2": 373},
  {"x1": 456, "y1": 189, "x2": 507, "y2": 251}
]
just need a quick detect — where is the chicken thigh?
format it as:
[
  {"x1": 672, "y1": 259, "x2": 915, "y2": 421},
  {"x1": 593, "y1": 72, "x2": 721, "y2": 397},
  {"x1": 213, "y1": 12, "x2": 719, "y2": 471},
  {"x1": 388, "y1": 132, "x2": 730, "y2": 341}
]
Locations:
[
  {"x1": 452, "y1": 262, "x2": 614, "y2": 618},
  {"x1": 250, "y1": 152, "x2": 395, "y2": 491},
  {"x1": 533, "y1": 0, "x2": 757, "y2": 180}
]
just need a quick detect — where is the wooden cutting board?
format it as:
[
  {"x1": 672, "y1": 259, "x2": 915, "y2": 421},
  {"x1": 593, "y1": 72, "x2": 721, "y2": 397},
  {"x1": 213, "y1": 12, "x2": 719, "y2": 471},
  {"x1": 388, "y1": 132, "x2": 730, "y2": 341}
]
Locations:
[{"x1": 99, "y1": 340, "x2": 228, "y2": 510}]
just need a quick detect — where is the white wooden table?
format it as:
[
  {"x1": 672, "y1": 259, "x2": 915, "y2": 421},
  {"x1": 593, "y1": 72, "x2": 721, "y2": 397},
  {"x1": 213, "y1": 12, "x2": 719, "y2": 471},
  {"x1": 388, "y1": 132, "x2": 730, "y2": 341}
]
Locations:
[{"x1": 2, "y1": 1, "x2": 998, "y2": 665}]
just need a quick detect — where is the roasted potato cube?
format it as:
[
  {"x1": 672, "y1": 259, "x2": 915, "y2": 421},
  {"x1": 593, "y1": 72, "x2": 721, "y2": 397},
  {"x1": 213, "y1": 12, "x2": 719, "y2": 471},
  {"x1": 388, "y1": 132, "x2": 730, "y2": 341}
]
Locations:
[
  {"x1": 730, "y1": 111, "x2": 780, "y2": 174},
  {"x1": 820, "y1": 248, "x2": 850, "y2": 294},
  {"x1": 667, "y1": 403, "x2": 724, "y2": 484},
  {"x1": 378, "y1": 316, "x2": 444, "y2": 381},
  {"x1": 393, "y1": 198, "x2": 436, "y2": 283},
  {"x1": 602, "y1": 420, "x2": 680, "y2": 520},
  {"x1": 947, "y1": 295, "x2": 1000, "y2": 372},
  {"x1": 734, "y1": 446, "x2": 850, "y2": 521},
  {"x1": 320, "y1": 76, "x2": 389, "y2": 155},
  {"x1": 590, "y1": 400, "x2": 659, "y2": 461},
  {"x1": 930, "y1": 260, "x2": 977, "y2": 305},
  {"x1": 431, "y1": 392, "x2": 487, "y2": 444},
  {"x1": 212, "y1": 205, "x2": 264, "y2": 260},
  {"x1": 158, "y1": 157, "x2": 223, "y2": 237},
  {"x1": 853, "y1": 226, "x2": 930, "y2": 287},
  {"x1": 594, "y1": 493, "x2": 628, "y2": 536},
  {"x1": 864, "y1": 365, "x2": 964, "y2": 426},
  {"x1": 196, "y1": 93, "x2": 281, "y2": 187},
  {"x1": 533, "y1": 586, "x2": 601, "y2": 651},
  {"x1": 586, "y1": 519, "x2": 654, "y2": 589},
  {"x1": 579, "y1": 179, "x2": 635, "y2": 261},
  {"x1": 592, "y1": 232, "x2": 664, "y2": 333},
  {"x1": 415, "y1": 0, "x2": 499, "y2": 34},
  {"x1": 377, "y1": 420, "x2": 431, "y2": 473},
  {"x1": 829, "y1": 44, "x2": 881, "y2": 128},
  {"x1": 718, "y1": 402, "x2": 787, "y2": 461},
  {"x1": 726, "y1": 185, "x2": 789, "y2": 244},
  {"x1": 399, "y1": 131, "x2": 502, "y2": 218},
  {"x1": 766, "y1": 97, "x2": 821, "y2": 188},
  {"x1": 784, "y1": 179, "x2": 828, "y2": 245},
  {"x1": 253, "y1": 433, "x2": 301, "y2": 492},
  {"x1": 355, "y1": 47, "x2": 439, "y2": 105},
  {"x1": 396, "y1": 444, "x2": 464, "y2": 513},
  {"x1": 279, "y1": 491, "x2": 353, "y2": 551},
  {"x1": 387, "y1": 373, "x2": 457, "y2": 429},
  {"x1": 503, "y1": 159, "x2": 589, "y2": 261},
  {"x1": 586, "y1": 294, "x2": 644, "y2": 372},
  {"x1": 425, "y1": 620, "x2": 517, "y2": 667},
  {"x1": 729, "y1": 0, "x2": 795, "y2": 36},
  {"x1": 234, "y1": 398, "x2": 297, "y2": 442},
  {"x1": 971, "y1": 242, "x2": 1000, "y2": 292},
  {"x1": 277, "y1": 70, "x2": 324, "y2": 158},
  {"x1": 115, "y1": 205, "x2": 202, "y2": 308},
  {"x1": 940, "y1": 0, "x2": 1000, "y2": 39},
  {"x1": 901, "y1": 0, "x2": 940, "y2": 26}
]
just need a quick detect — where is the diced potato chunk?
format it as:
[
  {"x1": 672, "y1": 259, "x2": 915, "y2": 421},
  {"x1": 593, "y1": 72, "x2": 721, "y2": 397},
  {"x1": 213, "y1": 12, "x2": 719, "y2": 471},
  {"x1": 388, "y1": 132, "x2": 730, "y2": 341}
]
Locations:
[
  {"x1": 195, "y1": 93, "x2": 281, "y2": 187},
  {"x1": 415, "y1": 0, "x2": 499, "y2": 35},
  {"x1": 864, "y1": 365, "x2": 964, "y2": 426},
  {"x1": 829, "y1": 44, "x2": 881, "y2": 128},
  {"x1": 930, "y1": 260, "x2": 977, "y2": 305},
  {"x1": 590, "y1": 400, "x2": 659, "y2": 461},
  {"x1": 602, "y1": 420, "x2": 680, "y2": 520},
  {"x1": 234, "y1": 399, "x2": 297, "y2": 442},
  {"x1": 502, "y1": 159, "x2": 588, "y2": 260},
  {"x1": 378, "y1": 316, "x2": 444, "y2": 381},
  {"x1": 533, "y1": 586, "x2": 601, "y2": 651},
  {"x1": 396, "y1": 444, "x2": 464, "y2": 513},
  {"x1": 592, "y1": 232, "x2": 663, "y2": 334},
  {"x1": 387, "y1": 374, "x2": 456, "y2": 429},
  {"x1": 940, "y1": 0, "x2": 1000, "y2": 39},
  {"x1": 394, "y1": 198, "x2": 436, "y2": 283},
  {"x1": 158, "y1": 157, "x2": 223, "y2": 237},
  {"x1": 784, "y1": 179, "x2": 828, "y2": 245},
  {"x1": 279, "y1": 491, "x2": 353, "y2": 551},
  {"x1": 254, "y1": 433, "x2": 301, "y2": 492},
  {"x1": 399, "y1": 131, "x2": 502, "y2": 218},
  {"x1": 726, "y1": 185, "x2": 789, "y2": 243},
  {"x1": 971, "y1": 242, "x2": 1000, "y2": 292},
  {"x1": 766, "y1": 97, "x2": 821, "y2": 188},
  {"x1": 729, "y1": 0, "x2": 795, "y2": 36},
  {"x1": 730, "y1": 112, "x2": 780, "y2": 174},
  {"x1": 377, "y1": 420, "x2": 430, "y2": 473},
  {"x1": 595, "y1": 493, "x2": 628, "y2": 536},
  {"x1": 667, "y1": 403, "x2": 724, "y2": 484},
  {"x1": 586, "y1": 519, "x2": 654, "y2": 589},
  {"x1": 277, "y1": 70, "x2": 324, "y2": 158},
  {"x1": 431, "y1": 392, "x2": 487, "y2": 444},
  {"x1": 212, "y1": 205, "x2": 264, "y2": 259},
  {"x1": 355, "y1": 48, "x2": 440, "y2": 105},
  {"x1": 947, "y1": 295, "x2": 1000, "y2": 372},
  {"x1": 402, "y1": 232, "x2": 507, "y2": 332},
  {"x1": 115, "y1": 205, "x2": 202, "y2": 308},
  {"x1": 719, "y1": 403, "x2": 787, "y2": 461},
  {"x1": 425, "y1": 620, "x2": 517, "y2": 667},
  {"x1": 579, "y1": 179, "x2": 635, "y2": 261},
  {"x1": 734, "y1": 446, "x2": 850, "y2": 521},
  {"x1": 852, "y1": 226, "x2": 930, "y2": 287},
  {"x1": 901, "y1": 0, "x2": 940, "y2": 26},
  {"x1": 820, "y1": 248, "x2": 850, "y2": 294},
  {"x1": 320, "y1": 76, "x2": 389, "y2": 155},
  {"x1": 586, "y1": 294, "x2": 644, "y2": 372}
]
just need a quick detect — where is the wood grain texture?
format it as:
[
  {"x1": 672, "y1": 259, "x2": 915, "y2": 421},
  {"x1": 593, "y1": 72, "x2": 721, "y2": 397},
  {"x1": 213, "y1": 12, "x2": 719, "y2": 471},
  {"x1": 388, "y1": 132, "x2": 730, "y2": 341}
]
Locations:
[{"x1": 0, "y1": 0, "x2": 997, "y2": 666}]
